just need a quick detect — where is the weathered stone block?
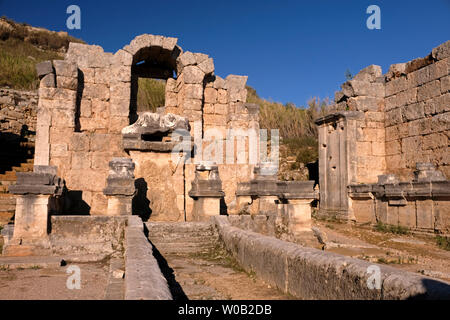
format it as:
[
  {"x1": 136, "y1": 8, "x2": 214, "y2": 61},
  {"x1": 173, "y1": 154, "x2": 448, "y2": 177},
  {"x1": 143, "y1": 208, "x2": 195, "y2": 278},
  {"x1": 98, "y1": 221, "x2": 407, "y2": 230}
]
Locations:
[
  {"x1": 401, "y1": 102, "x2": 425, "y2": 121},
  {"x1": 53, "y1": 60, "x2": 77, "y2": 78},
  {"x1": 40, "y1": 73, "x2": 56, "y2": 88},
  {"x1": 183, "y1": 84, "x2": 203, "y2": 100},
  {"x1": 36, "y1": 61, "x2": 54, "y2": 78},
  {"x1": 56, "y1": 76, "x2": 77, "y2": 90},
  {"x1": 204, "y1": 87, "x2": 217, "y2": 104},
  {"x1": 417, "y1": 80, "x2": 441, "y2": 102},
  {"x1": 182, "y1": 66, "x2": 204, "y2": 84},
  {"x1": 91, "y1": 133, "x2": 111, "y2": 151}
]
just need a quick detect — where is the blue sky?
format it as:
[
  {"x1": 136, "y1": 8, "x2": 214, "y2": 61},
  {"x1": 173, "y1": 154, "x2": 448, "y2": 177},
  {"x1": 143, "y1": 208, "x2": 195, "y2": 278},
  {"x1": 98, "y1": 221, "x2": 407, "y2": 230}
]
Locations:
[{"x1": 1, "y1": 0, "x2": 449, "y2": 107}]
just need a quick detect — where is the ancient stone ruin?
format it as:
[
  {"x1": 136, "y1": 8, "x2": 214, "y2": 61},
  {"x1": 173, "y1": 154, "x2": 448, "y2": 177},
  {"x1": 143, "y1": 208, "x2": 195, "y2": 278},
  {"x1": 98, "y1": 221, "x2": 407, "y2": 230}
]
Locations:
[
  {"x1": 316, "y1": 42, "x2": 450, "y2": 233},
  {"x1": 1, "y1": 35, "x2": 449, "y2": 300}
]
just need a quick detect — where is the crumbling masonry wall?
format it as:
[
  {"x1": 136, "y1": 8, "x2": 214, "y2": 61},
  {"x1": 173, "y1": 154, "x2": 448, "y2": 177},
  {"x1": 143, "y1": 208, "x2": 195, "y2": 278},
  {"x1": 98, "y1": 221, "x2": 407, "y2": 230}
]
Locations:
[
  {"x1": 34, "y1": 34, "x2": 259, "y2": 218},
  {"x1": 316, "y1": 40, "x2": 450, "y2": 232}
]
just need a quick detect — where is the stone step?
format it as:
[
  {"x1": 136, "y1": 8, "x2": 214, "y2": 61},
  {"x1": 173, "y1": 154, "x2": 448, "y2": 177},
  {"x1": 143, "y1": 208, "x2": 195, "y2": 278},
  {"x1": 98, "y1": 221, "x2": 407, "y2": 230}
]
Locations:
[
  {"x1": 0, "y1": 197, "x2": 16, "y2": 205},
  {"x1": 0, "y1": 173, "x2": 17, "y2": 181},
  {"x1": 149, "y1": 235, "x2": 218, "y2": 244},
  {"x1": 0, "y1": 193, "x2": 14, "y2": 198},
  {"x1": 0, "y1": 180, "x2": 16, "y2": 186},
  {"x1": 146, "y1": 222, "x2": 216, "y2": 237}
]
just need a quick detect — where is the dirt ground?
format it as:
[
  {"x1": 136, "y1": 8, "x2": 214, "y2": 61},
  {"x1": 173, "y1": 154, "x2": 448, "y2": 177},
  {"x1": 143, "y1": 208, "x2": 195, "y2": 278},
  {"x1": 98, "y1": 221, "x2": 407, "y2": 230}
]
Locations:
[
  {"x1": 158, "y1": 248, "x2": 296, "y2": 300},
  {"x1": 0, "y1": 262, "x2": 109, "y2": 300},
  {"x1": 313, "y1": 219, "x2": 450, "y2": 282}
]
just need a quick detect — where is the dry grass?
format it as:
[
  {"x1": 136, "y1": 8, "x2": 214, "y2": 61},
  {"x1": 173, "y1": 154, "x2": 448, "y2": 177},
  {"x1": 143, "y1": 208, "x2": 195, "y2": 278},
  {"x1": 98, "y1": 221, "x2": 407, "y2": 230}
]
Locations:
[
  {"x1": 0, "y1": 16, "x2": 84, "y2": 90},
  {"x1": 137, "y1": 78, "x2": 166, "y2": 112}
]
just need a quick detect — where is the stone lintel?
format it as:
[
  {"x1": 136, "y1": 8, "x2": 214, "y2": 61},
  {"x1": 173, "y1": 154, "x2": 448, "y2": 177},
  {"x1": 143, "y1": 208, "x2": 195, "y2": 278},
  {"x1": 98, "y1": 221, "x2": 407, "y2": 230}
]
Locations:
[{"x1": 314, "y1": 111, "x2": 364, "y2": 126}]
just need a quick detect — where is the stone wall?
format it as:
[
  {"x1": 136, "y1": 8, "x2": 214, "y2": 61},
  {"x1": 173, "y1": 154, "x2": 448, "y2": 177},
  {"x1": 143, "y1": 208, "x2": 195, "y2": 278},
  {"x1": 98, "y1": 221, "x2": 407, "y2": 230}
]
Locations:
[
  {"x1": 213, "y1": 216, "x2": 450, "y2": 299},
  {"x1": 0, "y1": 88, "x2": 37, "y2": 138},
  {"x1": 34, "y1": 34, "x2": 259, "y2": 218},
  {"x1": 384, "y1": 43, "x2": 449, "y2": 180},
  {"x1": 316, "y1": 40, "x2": 450, "y2": 229}
]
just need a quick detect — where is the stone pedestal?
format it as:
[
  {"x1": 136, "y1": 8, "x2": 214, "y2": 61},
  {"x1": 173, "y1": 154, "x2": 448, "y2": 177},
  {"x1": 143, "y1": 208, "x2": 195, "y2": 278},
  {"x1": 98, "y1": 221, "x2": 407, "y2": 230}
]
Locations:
[
  {"x1": 3, "y1": 166, "x2": 63, "y2": 256},
  {"x1": 188, "y1": 163, "x2": 224, "y2": 222},
  {"x1": 278, "y1": 181, "x2": 317, "y2": 238},
  {"x1": 103, "y1": 158, "x2": 136, "y2": 216}
]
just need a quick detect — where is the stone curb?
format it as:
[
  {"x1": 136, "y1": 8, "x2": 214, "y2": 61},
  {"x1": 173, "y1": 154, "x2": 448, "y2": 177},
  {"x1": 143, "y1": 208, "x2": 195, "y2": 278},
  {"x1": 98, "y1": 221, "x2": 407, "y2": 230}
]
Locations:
[
  {"x1": 212, "y1": 216, "x2": 450, "y2": 300},
  {"x1": 124, "y1": 216, "x2": 172, "y2": 300}
]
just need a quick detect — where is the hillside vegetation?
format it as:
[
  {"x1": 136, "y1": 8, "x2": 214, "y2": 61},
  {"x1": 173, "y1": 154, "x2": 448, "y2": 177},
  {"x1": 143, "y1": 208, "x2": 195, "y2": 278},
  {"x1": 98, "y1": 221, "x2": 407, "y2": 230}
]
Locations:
[{"x1": 0, "y1": 16, "x2": 84, "y2": 90}]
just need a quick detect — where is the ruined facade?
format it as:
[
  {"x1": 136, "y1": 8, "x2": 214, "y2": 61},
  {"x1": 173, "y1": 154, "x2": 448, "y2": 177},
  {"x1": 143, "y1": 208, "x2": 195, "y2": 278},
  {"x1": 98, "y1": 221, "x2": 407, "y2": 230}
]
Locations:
[
  {"x1": 316, "y1": 40, "x2": 450, "y2": 233},
  {"x1": 33, "y1": 34, "x2": 259, "y2": 220}
]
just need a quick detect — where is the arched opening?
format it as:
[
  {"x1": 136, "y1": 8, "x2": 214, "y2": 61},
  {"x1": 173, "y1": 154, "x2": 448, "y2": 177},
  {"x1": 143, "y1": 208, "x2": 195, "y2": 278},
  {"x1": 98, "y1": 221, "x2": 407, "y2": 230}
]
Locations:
[{"x1": 129, "y1": 45, "x2": 178, "y2": 123}]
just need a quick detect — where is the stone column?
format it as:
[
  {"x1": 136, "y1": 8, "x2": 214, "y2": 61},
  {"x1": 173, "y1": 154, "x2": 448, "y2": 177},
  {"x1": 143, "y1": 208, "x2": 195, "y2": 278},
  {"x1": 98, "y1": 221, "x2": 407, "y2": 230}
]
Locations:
[
  {"x1": 103, "y1": 158, "x2": 136, "y2": 216},
  {"x1": 188, "y1": 163, "x2": 224, "y2": 221},
  {"x1": 4, "y1": 166, "x2": 63, "y2": 256}
]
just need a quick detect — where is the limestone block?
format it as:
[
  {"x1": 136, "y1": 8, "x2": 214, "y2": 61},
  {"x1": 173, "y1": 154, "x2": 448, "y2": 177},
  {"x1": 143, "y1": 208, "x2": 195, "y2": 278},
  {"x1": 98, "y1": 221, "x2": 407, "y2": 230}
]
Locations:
[
  {"x1": 347, "y1": 96, "x2": 382, "y2": 112},
  {"x1": 183, "y1": 98, "x2": 202, "y2": 111},
  {"x1": 39, "y1": 87, "x2": 77, "y2": 101},
  {"x1": 110, "y1": 98, "x2": 130, "y2": 117},
  {"x1": 431, "y1": 40, "x2": 450, "y2": 61},
  {"x1": 106, "y1": 196, "x2": 133, "y2": 216},
  {"x1": 51, "y1": 108, "x2": 75, "y2": 128},
  {"x1": 94, "y1": 68, "x2": 110, "y2": 84},
  {"x1": 91, "y1": 133, "x2": 111, "y2": 151},
  {"x1": 431, "y1": 113, "x2": 450, "y2": 133},
  {"x1": 53, "y1": 60, "x2": 77, "y2": 78},
  {"x1": 165, "y1": 92, "x2": 177, "y2": 107},
  {"x1": 50, "y1": 143, "x2": 68, "y2": 158},
  {"x1": 56, "y1": 76, "x2": 77, "y2": 90},
  {"x1": 204, "y1": 87, "x2": 217, "y2": 104},
  {"x1": 441, "y1": 75, "x2": 450, "y2": 93},
  {"x1": 398, "y1": 204, "x2": 416, "y2": 228},
  {"x1": 70, "y1": 132, "x2": 90, "y2": 151},
  {"x1": 385, "y1": 76, "x2": 407, "y2": 97},
  {"x1": 286, "y1": 199, "x2": 313, "y2": 234},
  {"x1": 182, "y1": 65, "x2": 204, "y2": 84},
  {"x1": 183, "y1": 84, "x2": 203, "y2": 100},
  {"x1": 110, "y1": 82, "x2": 130, "y2": 99},
  {"x1": 416, "y1": 200, "x2": 434, "y2": 229},
  {"x1": 342, "y1": 80, "x2": 384, "y2": 97},
  {"x1": 66, "y1": 42, "x2": 110, "y2": 68},
  {"x1": 34, "y1": 125, "x2": 50, "y2": 166},
  {"x1": 401, "y1": 102, "x2": 425, "y2": 121},
  {"x1": 353, "y1": 65, "x2": 382, "y2": 82},
  {"x1": 36, "y1": 61, "x2": 53, "y2": 78},
  {"x1": 198, "y1": 57, "x2": 214, "y2": 75},
  {"x1": 71, "y1": 152, "x2": 91, "y2": 169},
  {"x1": 217, "y1": 89, "x2": 228, "y2": 104},
  {"x1": 112, "y1": 49, "x2": 133, "y2": 66},
  {"x1": 109, "y1": 116, "x2": 129, "y2": 133},
  {"x1": 162, "y1": 37, "x2": 178, "y2": 51},
  {"x1": 80, "y1": 67, "x2": 95, "y2": 83},
  {"x1": 429, "y1": 59, "x2": 448, "y2": 81},
  {"x1": 83, "y1": 83, "x2": 110, "y2": 101},
  {"x1": 417, "y1": 80, "x2": 441, "y2": 102},
  {"x1": 214, "y1": 103, "x2": 228, "y2": 115},
  {"x1": 91, "y1": 99, "x2": 109, "y2": 119},
  {"x1": 12, "y1": 195, "x2": 52, "y2": 239},
  {"x1": 203, "y1": 103, "x2": 214, "y2": 114},
  {"x1": 385, "y1": 140, "x2": 401, "y2": 155},
  {"x1": 40, "y1": 73, "x2": 56, "y2": 88},
  {"x1": 178, "y1": 51, "x2": 196, "y2": 68},
  {"x1": 80, "y1": 99, "x2": 92, "y2": 117}
]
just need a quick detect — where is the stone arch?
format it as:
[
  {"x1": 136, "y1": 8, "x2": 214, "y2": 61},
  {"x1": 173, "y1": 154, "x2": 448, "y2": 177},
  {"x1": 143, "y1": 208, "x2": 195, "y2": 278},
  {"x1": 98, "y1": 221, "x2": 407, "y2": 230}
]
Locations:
[{"x1": 125, "y1": 34, "x2": 182, "y2": 122}]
